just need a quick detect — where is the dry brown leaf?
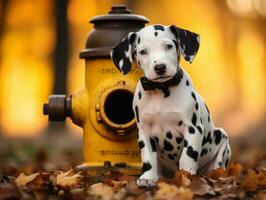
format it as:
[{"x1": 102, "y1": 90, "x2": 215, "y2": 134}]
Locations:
[
  {"x1": 15, "y1": 173, "x2": 40, "y2": 187},
  {"x1": 240, "y1": 169, "x2": 266, "y2": 192},
  {"x1": 54, "y1": 169, "x2": 82, "y2": 188},
  {"x1": 110, "y1": 180, "x2": 128, "y2": 190},
  {"x1": 208, "y1": 168, "x2": 228, "y2": 179},
  {"x1": 209, "y1": 176, "x2": 237, "y2": 195},
  {"x1": 108, "y1": 170, "x2": 137, "y2": 183},
  {"x1": 154, "y1": 182, "x2": 193, "y2": 200},
  {"x1": 89, "y1": 183, "x2": 114, "y2": 200},
  {"x1": 228, "y1": 163, "x2": 242, "y2": 178},
  {"x1": 189, "y1": 176, "x2": 216, "y2": 196},
  {"x1": 173, "y1": 170, "x2": 191, "y2": 187}
]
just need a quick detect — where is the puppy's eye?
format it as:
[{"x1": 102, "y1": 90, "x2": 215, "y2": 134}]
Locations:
[
  {"x1": 165, "y1": 44, "x2": 173, "y2": 50},
  {"x1": 139, "y1": 49, "x2": 148, "y2": 55}
]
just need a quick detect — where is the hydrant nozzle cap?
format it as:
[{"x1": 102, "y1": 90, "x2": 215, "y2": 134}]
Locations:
[
  {"x1": 43, "y1": 95, "x2": 72, "y2": 121},
  {"x1": 108, "y1": 5, "x2": 131, "y2": 14}
]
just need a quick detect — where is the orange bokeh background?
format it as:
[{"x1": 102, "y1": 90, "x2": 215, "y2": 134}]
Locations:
[{"x1": 0, "y1": 0, "x2": 265, "y2": 137}]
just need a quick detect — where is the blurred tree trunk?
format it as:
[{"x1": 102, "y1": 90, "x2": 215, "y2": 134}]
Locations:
[
  {"x1": 0, "y1": 0, "x2": 9, "y2": 137},
  {"x1": 53, "y1": 0, "x2": 69, "y2": 94},
  {"x1": 47, "y1": 0, "x2": 69, "y2": 133}
]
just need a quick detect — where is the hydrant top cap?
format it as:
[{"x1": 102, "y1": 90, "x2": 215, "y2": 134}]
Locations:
[
  {"x1": 90, "y1": 5, "x2": 149, "y2": 23},
  {"x1": 79, "y1": 5, "x2": 149, "y2": 59}
]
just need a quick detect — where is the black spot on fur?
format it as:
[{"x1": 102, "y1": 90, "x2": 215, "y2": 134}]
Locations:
[
  {"x1": 142, "y1": 162, "x2": 152, "y2": 173},
  {"x1": 184, "y1": 139, "x2": 188, "y2": 147},
  {"x1": 186, "y1": 80, "x2": 190, "y2": 86},
  {"x1": 225, "y1": 159, "x2": 229, "y2": 167},
  {"x1": 197, "y1": 126, "x2": 202, "y2": 134},
  {"x1": 154, "y1": 32, "x2": 158, "y2": 37},
  {"x1": 202, "y1": 131, "x2": 212, "y2": 146},
  {"x1": 121, "y1": 57, "x2": 131, "y2": 74},
  {"x1": 191, "y1": 113, "x2": 197, "y2": 126},
  {"x1": 129, "y1": 34, "x2": 136, "y2": 44},
  {"x1": 214, "y1": 129, "x2": 222, "y2": 145},
  {"x1": 137, "y1": 37, "x2": 141, "y2": 44},
  {"x1": 138, "y1": 140, "x2": 145, "y2": 149},
  {"x1": 154, "y1": 136, "x2": 159, "y2": 143},
  {"x1": 166, "y1": 132, "x2": 173, "y2": 139},
  {"x1": 191, "y1": 92, "x2": 197, "y2": 101},
  {"x1": 135, "y1": 106, "x2": 139, "y2": 123},
  {"x1": 138, "y1": 91, "x2": 142, "y2": 100},
  {"x1": 188, "y1": 126, "x2": 195, "y2": 134},
  {"x1": 168, "y1": 154, "x2": 175, "y2": 160},
  {"x1": 205, "y1": 103, "x2": 210, "y2": 114},
  {"x1": 173, "y1": 153, "x2": 177, "y2": 157},
  {"x1": 173, "y1": 40, "x2": 178, "y2": 49},
  {"x1": 195, "y1": 102, "x2": 199, "y2": 110},
  {"x1": 132, "y1": 51, "x2": 136, "y2": 58},
  {"x1": 208, "y1": 115, "x2": 210, "y2": 123},
  {"x1": 176, "y1": 137, "x2": 183, "y2": 144},
  {"x1": 163, "y1": 140, "x2": 174, "y2": 151},
  {"x1": 223, "y1": 147, "x2": 227, "y2": 156},
  {"x1": 218, "y1": 162, "x2": 223, "y2": 167},
  {"x1": 154, "y1": 25, "x2": 165, "y2": 31},
  {"x1": 187, "y1": 146, "x2": 199, "y2": 162},
  {"x1": 138, "y1": 61, "x2": 141, "y2": 66},
  {"x1": 150, "y1": 138, "x2": 157, "y2": 152},
  {"x1": 201, "y1": 148, "x2": 208, "y2": 157},
  {"x1": 178, "y1": 146, "x2": 180, "y2": 150},
  {"x1": 179, "y1": 121, "x2": 183, "y2": 126}
]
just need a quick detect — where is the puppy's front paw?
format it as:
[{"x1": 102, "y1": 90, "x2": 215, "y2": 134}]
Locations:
[
  {"x1": 136, "y1": 178, "x2": 157, "y2": 188},
  {"x1": 136, "y1": 173, "x2": 158, "y2": 188}
]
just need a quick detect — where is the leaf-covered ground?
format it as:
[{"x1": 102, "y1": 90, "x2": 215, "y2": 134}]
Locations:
[{"x1": 0, "y1": 132, "x2": 265, "y2": 200}]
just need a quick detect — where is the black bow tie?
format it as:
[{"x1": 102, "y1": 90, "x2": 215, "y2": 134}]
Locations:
[{"x1": 140, "y1": 68, "x2": 183, "y2": 98}]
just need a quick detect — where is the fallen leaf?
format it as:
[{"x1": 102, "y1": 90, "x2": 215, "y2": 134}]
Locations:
[
  {"x1": 53, "y1": 169, "x2": 82, "y2": 188},
  {"x1": 109, "y1": 180, "x2": 128, "y2": 190},
  {"x1": 189, "y1": 176, "x2": 216, "y2": 196},
  {"x1": 209, "y1": 176, "x2": 238, "y2": 195},
  {"x1": 228, "y1": 163, "x2": 242, "y2": 178},
  {"x1": 173, "y1": 170, "x2": 191, "y2": 187},
  {"x1": 0, "y1": 182, "x2": 20, "y2": 199},
  {"x1": 89, "y1": 183, "x2": 114, "y2": 200},
  {"x1": 15, "y1": 173, "x2": 40, "y2": 187},
  {"x1": 240, "y1": 169, "x2": 266, "y2": 192},
  {"x1": 154, "y1": 182, "x2": 193, "y2": 200},
  {"x1": 207, "y1": 168, "x2": 228, "y2": 179},
  {"x1": 108, "y1": 170, "x2": 137, "y2": 183}
]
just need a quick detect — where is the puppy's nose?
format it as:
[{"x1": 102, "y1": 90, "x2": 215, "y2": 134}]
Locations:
[{"x1": 154, "y1": 64, "x2": 166, "y2": 75}]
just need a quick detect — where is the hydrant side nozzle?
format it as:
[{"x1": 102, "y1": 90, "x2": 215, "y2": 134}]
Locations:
[{"x1": 43, "y1": 95, "x2": 72, "y2": 121}]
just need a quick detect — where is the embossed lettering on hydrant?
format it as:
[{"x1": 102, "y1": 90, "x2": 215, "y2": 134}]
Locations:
[{"x1": 98, "y1": 150, "x2": 140, "y2": 157}]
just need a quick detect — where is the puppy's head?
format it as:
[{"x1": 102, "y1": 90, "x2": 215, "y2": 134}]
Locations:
[{"x1": 111, "y1": 24, "x2": 200, "y2": 82}]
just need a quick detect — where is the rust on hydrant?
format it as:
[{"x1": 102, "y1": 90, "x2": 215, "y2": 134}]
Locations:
[{"x1": 43, "y1": 5, "x2": 149, "y2": 175}]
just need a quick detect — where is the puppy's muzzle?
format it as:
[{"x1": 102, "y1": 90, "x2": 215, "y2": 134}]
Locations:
[{"x1": 154, "y1": 64, "x2": 166, "y2": 75}]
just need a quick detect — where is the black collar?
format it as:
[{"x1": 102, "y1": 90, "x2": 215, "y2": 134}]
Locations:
[{"x1": 140, "y1": 68, "x2": 183, "y2": 98}]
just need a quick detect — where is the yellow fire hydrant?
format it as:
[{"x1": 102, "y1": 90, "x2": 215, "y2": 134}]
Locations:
[{"x1": 43, "y1": 5, "x2": 149, "y2": 175}]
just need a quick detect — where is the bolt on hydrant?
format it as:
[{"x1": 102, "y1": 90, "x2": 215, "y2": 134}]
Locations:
[{"x1": 43, "y1": 5, "x2": 149, "y2": 175}]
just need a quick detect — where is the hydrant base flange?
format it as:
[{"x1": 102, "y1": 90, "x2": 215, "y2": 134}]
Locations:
[{"x1": 76, "y1": 163, "x2": 142, "y2": 176}]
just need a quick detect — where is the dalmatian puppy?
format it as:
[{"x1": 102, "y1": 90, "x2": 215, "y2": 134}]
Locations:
[{"x1": 111, "y1": 24, "x2": 231, "y2": 187}]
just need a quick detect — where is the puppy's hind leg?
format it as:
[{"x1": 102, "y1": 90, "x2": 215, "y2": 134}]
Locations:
[{"x1": 206, "y1": 128, "x2": 231, "y2": 172}]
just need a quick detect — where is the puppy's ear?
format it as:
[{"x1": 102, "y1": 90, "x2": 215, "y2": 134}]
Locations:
[
  {"x1": 169, "y1": 25, "x2": 200, "y2": 63},
  {"x1": 110, "y1": 32, "x2": 137, "y2": 75}
]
